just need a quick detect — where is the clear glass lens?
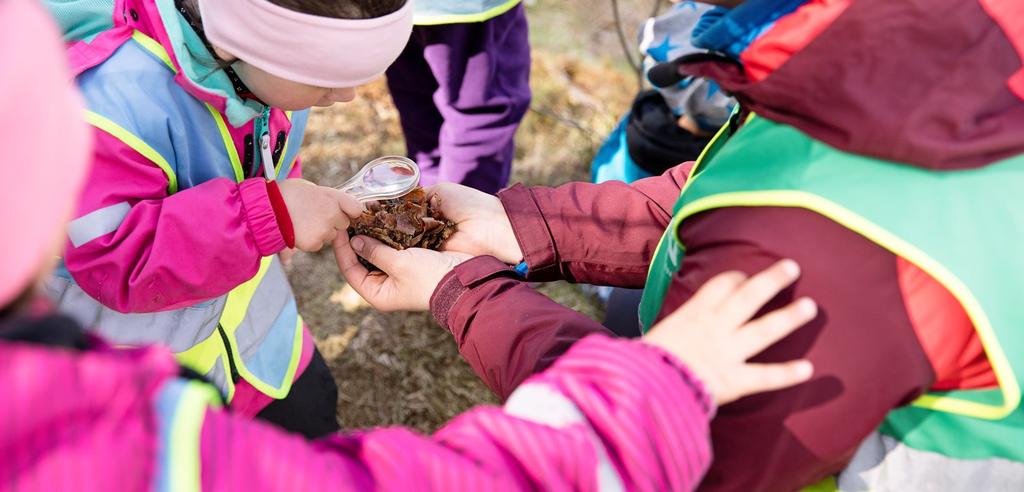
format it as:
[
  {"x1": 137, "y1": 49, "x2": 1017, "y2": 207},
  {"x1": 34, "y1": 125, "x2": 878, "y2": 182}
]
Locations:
[{"x1": 336, "y1": 156, "x2": 420, "y2": 201}]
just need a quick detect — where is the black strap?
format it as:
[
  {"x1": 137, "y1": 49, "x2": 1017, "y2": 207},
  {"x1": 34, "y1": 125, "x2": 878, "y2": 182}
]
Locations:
[
  {"x1": 0, "y1": 313, "x2": 226, "y2": 404},
  {"x1": 173, "y1": 0, "x2": 265, "y2": 105},
  {"x1": 0, "y1": 314, "x2": 91, "y2": 350},
  {"x1": 648, "y1": 52, "x2": 744, "y2": 88}
]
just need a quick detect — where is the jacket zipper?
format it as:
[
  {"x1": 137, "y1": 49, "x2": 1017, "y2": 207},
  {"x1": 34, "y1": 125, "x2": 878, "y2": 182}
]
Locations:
[{"x1": 216, "y1": 324, "x2": 241, "y2": 383}]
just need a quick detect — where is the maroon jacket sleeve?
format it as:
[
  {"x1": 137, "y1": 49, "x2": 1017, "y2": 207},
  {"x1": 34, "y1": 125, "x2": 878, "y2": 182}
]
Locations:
[
  {"x1": 431, "y1": 164, "x2": 691, "y2": 399},
  {"x1": 497, "y1": 163, "x2": 693, "y2": 286},
  {"x1": 430, "y1": 256, "x2": 612, "y2": 399}
]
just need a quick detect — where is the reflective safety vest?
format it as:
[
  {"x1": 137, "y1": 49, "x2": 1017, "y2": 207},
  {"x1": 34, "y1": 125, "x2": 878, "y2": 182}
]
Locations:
[
  {"x1": 48, "y1": 30, "x2": 308, "y2": 402},
  {"x1": 638, "y1": 114, "x2": 1024, "y2": 487},
  {"x1": 413, "y1": 0, "x2": 521, "y2": 25}
]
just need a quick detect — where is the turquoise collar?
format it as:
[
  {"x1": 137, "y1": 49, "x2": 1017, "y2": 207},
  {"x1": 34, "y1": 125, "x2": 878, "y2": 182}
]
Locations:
[{"x1": 154, "y1": 0, "x2": 264, "y2": 126}]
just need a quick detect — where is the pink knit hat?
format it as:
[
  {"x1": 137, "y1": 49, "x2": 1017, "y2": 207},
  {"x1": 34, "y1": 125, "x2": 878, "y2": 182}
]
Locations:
[{"x1": 0, "y1": 0, "x2": 92, "y2": 306}]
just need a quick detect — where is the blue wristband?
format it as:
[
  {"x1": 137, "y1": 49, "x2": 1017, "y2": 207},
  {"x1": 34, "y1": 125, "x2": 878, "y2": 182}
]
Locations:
[{"x1": 513, "y1": 260, "x2": 529, "y2": 278}]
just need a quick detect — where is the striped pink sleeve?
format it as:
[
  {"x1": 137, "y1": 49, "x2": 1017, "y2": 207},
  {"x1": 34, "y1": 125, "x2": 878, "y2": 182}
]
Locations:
[{"x1": 200, "y1": 335, "x2": 715, "y2": 491}]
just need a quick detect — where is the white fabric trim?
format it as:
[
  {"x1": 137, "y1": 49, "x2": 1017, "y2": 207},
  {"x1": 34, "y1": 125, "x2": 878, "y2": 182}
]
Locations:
[
  {"x1": 838, "y1": 432, "x2": 1024, "y2": 491},
  {"x1": 505, "y1": 383, "x2": 625, "y2": 492},
  {"x1": 67, "y1": 201, "x2": 130, "y2": 247}
]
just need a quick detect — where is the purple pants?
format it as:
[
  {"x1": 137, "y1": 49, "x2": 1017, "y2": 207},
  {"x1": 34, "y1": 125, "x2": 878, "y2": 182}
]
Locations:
[{"x1": 385, "y1": 5, "x2": 532, "y2": 193}]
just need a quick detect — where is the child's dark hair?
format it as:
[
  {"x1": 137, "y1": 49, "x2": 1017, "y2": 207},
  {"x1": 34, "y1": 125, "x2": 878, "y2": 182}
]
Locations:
[
  {"x1": 181, "y1": 0, "x2": 406, "y2": 21},
  {"x1": 0, "y1": 286, "x2": 35, "y2": 319},
  {"x1": 270, "y1": 0, "x2": 407, "y2": 18}
]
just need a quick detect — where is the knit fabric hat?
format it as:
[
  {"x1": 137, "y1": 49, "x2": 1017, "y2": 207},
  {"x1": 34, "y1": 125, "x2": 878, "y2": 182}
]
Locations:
[{"x1": 0, "y1": 0, "x2": 92, "y2": 305}]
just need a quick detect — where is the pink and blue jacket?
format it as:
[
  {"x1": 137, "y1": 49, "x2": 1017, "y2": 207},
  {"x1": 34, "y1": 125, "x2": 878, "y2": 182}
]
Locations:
[
  {"x1": 52, "y1": 0, "x2": 301, "y2": 312},
  {"x1": 44, "y1": 0, "x2": 313, "y2": 410},
  {"x1": 0, "y1": 314, "x2": 715, "y2": 491}
]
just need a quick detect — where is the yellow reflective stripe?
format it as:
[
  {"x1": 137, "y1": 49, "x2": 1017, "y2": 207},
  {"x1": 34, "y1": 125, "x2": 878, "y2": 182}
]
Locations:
[
  {"x1": 279, "y1": 111, "x2": 295, "y2": 172},
  {"x1": 126, "y1": 29, "x2": 289, "y2": 402},
  {"x1": 644, "y1": 113, "x2": 738, "y2": 282},
  {"x1": 203, "y1": 104, "x2": 244, "y2": 182},
  {"x1": 644, "y1": 211, "x2": 687, "y2": 287},
  {"x1": 130, "y1": 30, "x2": 244, "y2": 183},
  {"x1": 217, "y1": 257, "x2": 301, "y2": 399},
  {"x1": 131, "y1": 30, "x2": 175, "y2": 72},
  {"x1": 227, "y1": 314, "x2": 304, "y2": 399},
  {"x1": 84, "y1": 110, "x2": 178, "y2": 194},
  {"x1": 176, "y1": 332, "x2": 237, "y2": 402},
  {"x1": 102, "y1": 31, "x2": 183, "y2": 194},
  {"x1": 175, "y1": 334, "x2": 223, "y2": 376},
  {"x1": 219, "y1": 256, "x2": 275, "y2": 330},
  {"x1": 166, "y1": 381, "x2": 222, "y2": 492},
  {"x1": 685, "y1": 110, "x2": 749, "y2": 195},
  {"x1": 676, "y1": 190, "x2": 1021, "y2": 420},
  {"x1": 688, "y1": 116, "x2": 735, "y2": 181},
  {"x1": 801, "y1": 476, "x2": 840, "y2": 492},
  {"x1": 413, "y1": 0, "x2": 520, "y2": 25}
]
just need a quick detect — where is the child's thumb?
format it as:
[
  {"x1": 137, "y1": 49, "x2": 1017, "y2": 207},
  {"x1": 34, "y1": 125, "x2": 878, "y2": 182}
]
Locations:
[{"x1": 328, "y1": 187, "x2": 366, "y2": 218}]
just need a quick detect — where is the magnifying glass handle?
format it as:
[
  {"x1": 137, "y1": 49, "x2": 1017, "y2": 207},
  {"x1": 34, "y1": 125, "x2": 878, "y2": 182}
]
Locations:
[{"x1": 336, "y1": 178, "x2": 364, "y2": 196}]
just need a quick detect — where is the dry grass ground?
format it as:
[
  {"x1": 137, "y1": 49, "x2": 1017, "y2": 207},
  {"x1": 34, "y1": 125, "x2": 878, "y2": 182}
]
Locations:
[{"x1": 289, "y1": 0, "x2": 656, "y2": 433}]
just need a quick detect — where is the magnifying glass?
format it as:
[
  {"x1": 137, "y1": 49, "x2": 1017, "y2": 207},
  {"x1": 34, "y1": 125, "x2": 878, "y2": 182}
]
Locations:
[{"x1": 336, "y1": 156, "x2": 420, "y2": 202}]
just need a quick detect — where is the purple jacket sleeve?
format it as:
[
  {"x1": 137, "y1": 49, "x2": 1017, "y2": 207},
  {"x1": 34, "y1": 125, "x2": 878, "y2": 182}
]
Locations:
[
  {"x1": 498, "y1": 163, "x2": 692, "y2": 286},
  {"x1": 63, "y1": 129, "x2": 286, "y2": 313},
  {"x1": 200, "y1": 335, "x2": 716, "y2": 491}
]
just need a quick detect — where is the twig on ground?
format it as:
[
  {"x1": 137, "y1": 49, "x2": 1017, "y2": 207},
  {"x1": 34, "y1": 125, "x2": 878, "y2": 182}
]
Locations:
[{"x1": 528, "y1": 105, "x2": 598, "y2": 140}]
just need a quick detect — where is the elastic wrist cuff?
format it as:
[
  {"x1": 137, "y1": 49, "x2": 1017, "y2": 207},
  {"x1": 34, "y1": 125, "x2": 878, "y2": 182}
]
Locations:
[
  {"x1": 238, "y1": 178, "x2": 286, "y2": 255},
  {"x1": 265, "y1": 180, "x2": 295, "y2": 249}
]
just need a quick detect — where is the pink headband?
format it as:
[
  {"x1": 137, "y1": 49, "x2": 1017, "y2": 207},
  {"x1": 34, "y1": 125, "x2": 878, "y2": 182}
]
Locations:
[{"x1": 199, "y1": 0, "x2": 414, "y2": 88}]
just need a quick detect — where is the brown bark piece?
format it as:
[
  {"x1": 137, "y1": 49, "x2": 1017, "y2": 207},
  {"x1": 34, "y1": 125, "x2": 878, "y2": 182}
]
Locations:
[{"x1": 348, "y1": 187, "x2": 457, "y2": 269}]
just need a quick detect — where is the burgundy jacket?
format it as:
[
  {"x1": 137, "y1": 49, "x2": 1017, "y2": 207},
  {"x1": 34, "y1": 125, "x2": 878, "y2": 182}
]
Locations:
[
  {"x1": 431, "y1": 165, "x2": 933, "y2": 492},
  {"x1": 429, "y1": 0, "x2": 1023, "y2": 490}
]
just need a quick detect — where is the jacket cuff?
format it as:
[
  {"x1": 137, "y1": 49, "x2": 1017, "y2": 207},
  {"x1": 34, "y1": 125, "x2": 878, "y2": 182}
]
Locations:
[
  {"x1": 635, "y1": 339, "x2": 717, "y2": 418},
  {"x1": 239, "y1": 178, "x2": 286, "y2": 256},
  {"x1": 498, "y1": 184, "x2": 557, "y2": 279},
  {"x1": 430, "y1": 255, "x2": 517, "y2": 331},
  {"x1": 265, "y1": 180, "x2": 295, "y2": 249}
]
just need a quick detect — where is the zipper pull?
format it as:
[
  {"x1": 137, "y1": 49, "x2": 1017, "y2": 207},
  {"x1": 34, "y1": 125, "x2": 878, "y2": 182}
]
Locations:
[
  {"x1": 253, "y1": 107, "x2": 276, "y2": 181},
  {"x1": 260, "y1": 131, "x2": 275, "y2": 181}
]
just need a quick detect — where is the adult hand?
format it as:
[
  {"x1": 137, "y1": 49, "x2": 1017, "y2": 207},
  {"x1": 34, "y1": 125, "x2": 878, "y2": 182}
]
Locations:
[
  {"x1": 643, "y1": 259, "x2": 816, "y2": 405},
  {"x1": 279, "y1": 179, "x2": 363, "y2": 252},
  {"x1": 426, "y1": 183, "x2": 523, "y2": 264},
  {"x1": 334, "y1": 231, "x2": 472, "y2": 311}
]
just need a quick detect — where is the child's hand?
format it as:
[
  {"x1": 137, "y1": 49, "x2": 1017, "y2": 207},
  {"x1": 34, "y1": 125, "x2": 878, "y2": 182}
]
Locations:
[
  {"x1": 279, "y1": 179, "x2": 363, "y2": 252},
  {"x1": 426, "y1": 183, "x2": 523, "y2": 264},
  {"x1": 279, "y1": 248, "x2": 297, "y2": 267},
  {"x1": 333, "y1": 232, "x2": 472, "y2": 311},
  {"x1": 643, "y1": 259, "x2": 816, "y2": 406}
]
